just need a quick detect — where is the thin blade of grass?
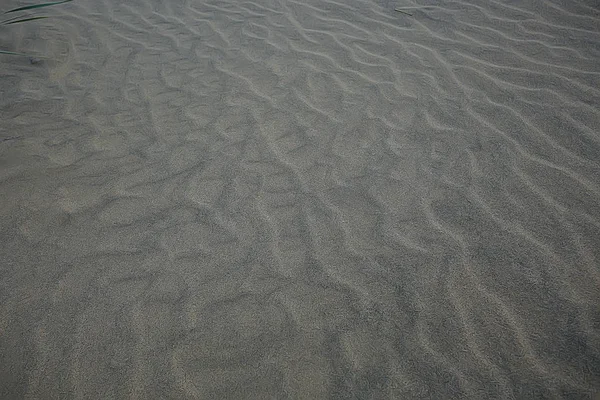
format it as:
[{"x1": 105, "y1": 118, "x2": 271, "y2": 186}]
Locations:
[
  {"x1": 2, "y1": 16, "x2": 49, "y2": 24},
  {"x1": 394, "y1": 8, "x2": 413, "y2": 16},
  {"x1": 5, "y1": 0, "x2": 72, "y2": 14},
  {"x1": 0, "y1": 49, "x2": 32, "y2": 56},
  {"x1": 1, "y1": 14, "x2": 26, "y2": 24}
]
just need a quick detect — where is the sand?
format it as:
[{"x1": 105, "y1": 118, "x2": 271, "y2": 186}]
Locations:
[{"x1": 1, "y1": 0, "x2": 599, "y2": 398}]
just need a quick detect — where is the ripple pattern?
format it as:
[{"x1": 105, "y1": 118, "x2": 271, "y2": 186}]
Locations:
[{"x1": 1, "y1": 0, "x2": 599, "y2": 398}]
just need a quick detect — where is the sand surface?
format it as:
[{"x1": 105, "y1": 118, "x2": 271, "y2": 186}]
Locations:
[{"x1": 1, "y1": 0, "x2": 600, "y2": 398}]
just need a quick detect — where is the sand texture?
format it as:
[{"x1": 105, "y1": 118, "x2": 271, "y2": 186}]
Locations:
[{"x1": 1, "y1": 0, "x2": 600, "y2": 398}]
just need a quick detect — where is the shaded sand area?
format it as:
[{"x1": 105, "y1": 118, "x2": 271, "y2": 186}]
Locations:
[{"x1": 1, "y1": 0, "x2": 600, "y2": 398}]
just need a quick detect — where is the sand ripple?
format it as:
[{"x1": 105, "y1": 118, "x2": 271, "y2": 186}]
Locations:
[{"x1": 1, "y1": 0, "x2": 599, "y2": 398}]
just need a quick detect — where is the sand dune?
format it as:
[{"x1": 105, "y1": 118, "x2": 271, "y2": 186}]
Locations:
[{"x1": 1, "y1": 0, "x2": 599, "y2": 398}]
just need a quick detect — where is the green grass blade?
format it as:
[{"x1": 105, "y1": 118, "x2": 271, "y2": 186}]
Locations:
[
  {"x1": 2, "y1": 16, "x2": 49, "y2": 24},
  {"x1": 0, "y1": 49, "x2": 32, "y2": 56},
  {"x1": 5, "y1": 0, "x2": 73, "y2": 14},
  {"x1": 1, "y1": 14, "x2": 25, "y2": 23}
]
